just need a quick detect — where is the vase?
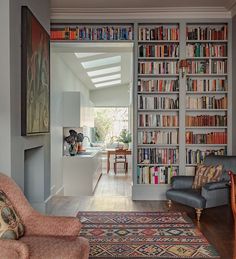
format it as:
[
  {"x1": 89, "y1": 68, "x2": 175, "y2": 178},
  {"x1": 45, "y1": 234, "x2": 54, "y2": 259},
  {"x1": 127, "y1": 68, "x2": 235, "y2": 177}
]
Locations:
[{"x1": 69, "y1": 144, "x2": 77, "y2": 156}]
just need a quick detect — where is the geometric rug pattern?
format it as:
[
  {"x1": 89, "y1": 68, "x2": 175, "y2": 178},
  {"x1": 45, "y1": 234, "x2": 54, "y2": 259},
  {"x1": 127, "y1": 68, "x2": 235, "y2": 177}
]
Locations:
[{"x1": 77, "y1": 211, "x2": 220, "y2": 258}]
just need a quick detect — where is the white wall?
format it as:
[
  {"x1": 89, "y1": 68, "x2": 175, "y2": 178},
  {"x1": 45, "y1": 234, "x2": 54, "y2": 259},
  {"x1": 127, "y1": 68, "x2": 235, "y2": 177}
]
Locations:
[
  {"x1": 233, "y1": 15, "x2": 236, "y2": 155},
  {"x1": 50, "y1": 51, "x2": 90, "y2": 194},
  {"x1": 90, "y1": 84, "x2": 130, "y2": 107},
  {"x1": 0, "y1": 0, "x2": 51, "y2": 210}
]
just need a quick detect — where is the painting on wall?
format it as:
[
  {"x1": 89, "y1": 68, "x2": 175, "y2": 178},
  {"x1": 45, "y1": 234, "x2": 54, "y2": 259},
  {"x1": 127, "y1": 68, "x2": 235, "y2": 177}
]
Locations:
[{"x1": 21, "y1": 6, "x2": 50, "y2": 136}]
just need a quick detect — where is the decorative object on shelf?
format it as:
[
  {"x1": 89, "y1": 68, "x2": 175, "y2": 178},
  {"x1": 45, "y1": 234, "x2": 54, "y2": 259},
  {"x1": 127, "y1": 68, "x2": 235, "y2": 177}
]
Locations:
[
  {"x1": 118, "y1": 129, "x2": 131, "y2": 149},
  {"x1": 64, "y1": 129, "x2": 84, "y2": 156},
  {"x1": 21, "y1": 6, "x2": 50, "y2": 136},
  {"x1": 179, "y1": 59, "x2": 188, "y2": 78}
]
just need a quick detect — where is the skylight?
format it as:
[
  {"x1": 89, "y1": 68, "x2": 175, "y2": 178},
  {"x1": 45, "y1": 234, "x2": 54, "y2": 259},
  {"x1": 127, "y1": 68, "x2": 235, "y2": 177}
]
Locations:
[
  {"x1": 95, "y1": 80, "x2": 121, "y2": 88},
  {"x1": 91, "y1": 74, "x2": 121, "y2": 83},
  {"x1": 74, "y1": 52, "x2": 103, "y2": 59},
  {"x1": 81, "y1": 56, "x2": 121, "y2": 69},
  {"x1": 87, "y1": 66, "x2": 121, "y2": 77}
]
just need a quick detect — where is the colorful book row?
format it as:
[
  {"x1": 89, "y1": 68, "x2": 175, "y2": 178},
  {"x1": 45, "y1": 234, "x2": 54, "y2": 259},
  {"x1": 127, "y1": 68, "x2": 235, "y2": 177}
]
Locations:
[
  {"x1": 187, "y1": 60, "x2": 227, "y2": 74},
  {"x1": 186, "y1": 131, "x2": 227, "y2": 144},
  {"x1": 186, "y1": 25, "x2": 227, "y2": 41},
  {"x1": 186, "y1": 115, "x2": 227, "y2": 127},
  {"x1": 138, "y1": 114, "x2": 178, "y2": 127},
  {"x1": 139, "y1": 26, "x2": 179, "y2": 41},
  {"x1": 51, "y1": 26, "x2": 133, "y2": 41},
  {"x1": 186, "y1": 43, "x2": 227, "y2": 58},
  {"x1": 137, "y1": 166, "x2": 178, "y2": 184},
  {"x1": 186, "y1": 148, "x2": 227, "y2": 164},
  {"x1": 138, "y1": 61, "x2": 179, "y2": 75},
  {"x1": 186, "y1": 79, "x2": 227, "y2": 92},
  {"x1": 138, "y1": 96, "x2": 179, "y2": 110},
  {"x1": 138, "y1": 130, "x2": 178, "y2": 145},
  {"x1": 186, "y1": 96, "x2": 227, "y2": 110},
  {"x1": 137, "y1": 148, "x2": 179, "y2": 164},
  {"x1": 139, "y1": 44, "x2": 179, "y2": 58},
  {"x1": 138, "y1": 79, "x2": 179, "y2": 92}
]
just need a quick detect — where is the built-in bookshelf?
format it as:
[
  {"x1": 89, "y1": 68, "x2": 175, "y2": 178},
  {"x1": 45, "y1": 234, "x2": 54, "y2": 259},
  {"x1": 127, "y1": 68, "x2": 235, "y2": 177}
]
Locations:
[
  {"x1": 185, "y1": 23, "x2": 228, "y2": 166},
  {"x1": 50, "y1": 21, "x2": 231, "y2": 200},
  {"x1": 50, "y1": 23, "x2": 133, "y2": 41},
  {"x1": 136, "y1": 24, "x2": 180, "y2": 190}
]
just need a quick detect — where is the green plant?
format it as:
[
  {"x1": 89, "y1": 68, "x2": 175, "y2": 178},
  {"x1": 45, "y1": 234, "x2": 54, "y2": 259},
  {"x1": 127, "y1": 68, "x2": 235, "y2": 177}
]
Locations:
[{"x1": 118, "y1": 129, "x2": 131, "y2": 144}]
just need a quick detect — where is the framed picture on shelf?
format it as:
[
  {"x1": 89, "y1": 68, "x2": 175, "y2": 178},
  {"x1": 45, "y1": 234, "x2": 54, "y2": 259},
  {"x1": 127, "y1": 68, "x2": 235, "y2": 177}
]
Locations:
[{"x1": 21, "y1": 6, "x2": 50, "y2": 136}]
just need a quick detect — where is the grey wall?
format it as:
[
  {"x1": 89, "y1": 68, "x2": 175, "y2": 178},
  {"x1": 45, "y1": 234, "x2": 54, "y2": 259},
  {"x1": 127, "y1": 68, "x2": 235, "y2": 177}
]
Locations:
[
  {"x1": 0, "y1": 0, "x2": 51, "y2": 206},
  {"x1": 0, "y1": 0, "x2": 11, "y2": 176},
  {"x1": 233, "y1": 15, "x2": 236, "y2": 155},
  {"x1": 90, "y1": 84, "x2": 131, "y2": 107}
]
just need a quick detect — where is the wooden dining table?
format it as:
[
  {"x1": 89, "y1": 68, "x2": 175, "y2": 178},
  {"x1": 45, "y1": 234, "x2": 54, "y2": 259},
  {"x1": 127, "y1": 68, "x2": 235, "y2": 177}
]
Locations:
[{"x1": 106, "y1": 149, "x2": 131, "y2": 174}]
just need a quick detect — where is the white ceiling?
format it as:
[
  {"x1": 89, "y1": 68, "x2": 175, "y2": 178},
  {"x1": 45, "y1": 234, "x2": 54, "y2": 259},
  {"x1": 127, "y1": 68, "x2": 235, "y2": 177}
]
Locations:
[{"x1": 51, "y1": 42, "x2": 133, "y2": 90}]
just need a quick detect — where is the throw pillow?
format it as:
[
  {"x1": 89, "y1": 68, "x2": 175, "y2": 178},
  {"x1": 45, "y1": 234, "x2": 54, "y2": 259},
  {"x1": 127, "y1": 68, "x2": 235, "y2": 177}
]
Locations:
[
  {"x1": 0, "y1": 190, "x2": 24, "y2": 239},
  {"x1": 192, "y1": 164, "x2": 223, "y2": 189}
]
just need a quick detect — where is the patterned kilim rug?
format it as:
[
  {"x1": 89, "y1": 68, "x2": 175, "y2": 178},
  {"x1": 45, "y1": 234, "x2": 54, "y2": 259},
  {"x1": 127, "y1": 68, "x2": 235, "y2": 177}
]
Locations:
[{"x1": 77, "y1": 211, "x2": 219, "y2": 259}]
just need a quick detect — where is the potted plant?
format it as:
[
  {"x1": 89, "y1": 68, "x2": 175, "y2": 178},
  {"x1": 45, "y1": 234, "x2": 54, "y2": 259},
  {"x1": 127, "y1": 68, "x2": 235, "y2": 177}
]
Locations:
[{"x1": 118, "y1": 129, "x2": 132, "y2": 149}]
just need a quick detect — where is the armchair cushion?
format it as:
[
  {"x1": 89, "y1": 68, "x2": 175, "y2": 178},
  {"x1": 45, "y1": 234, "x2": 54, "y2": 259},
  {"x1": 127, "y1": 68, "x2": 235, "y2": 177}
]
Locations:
[
  {"x1": 171, "y1": 176, "x2": 194, "y2": 189},
  {"x1": 166, "y1": 189, "x2": 206, "y2": 209},
  {"x1": 192, "y1": 164, "x2": 223, "y2": 189},
  {"x1": 0, "y1": 190, "x2": 24, "y2": 240}
]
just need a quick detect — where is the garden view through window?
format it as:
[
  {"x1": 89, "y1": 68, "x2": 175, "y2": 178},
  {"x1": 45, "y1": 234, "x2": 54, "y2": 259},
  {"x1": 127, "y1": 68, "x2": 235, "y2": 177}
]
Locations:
[{"x1": 93, "y1": 107, "x2": 130, "y2": 148}]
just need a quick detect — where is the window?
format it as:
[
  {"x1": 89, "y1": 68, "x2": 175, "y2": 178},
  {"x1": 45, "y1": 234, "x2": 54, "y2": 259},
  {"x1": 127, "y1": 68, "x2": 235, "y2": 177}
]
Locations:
[{"x1": 93, "y1": 107, "x2": 129, "y2": 144}]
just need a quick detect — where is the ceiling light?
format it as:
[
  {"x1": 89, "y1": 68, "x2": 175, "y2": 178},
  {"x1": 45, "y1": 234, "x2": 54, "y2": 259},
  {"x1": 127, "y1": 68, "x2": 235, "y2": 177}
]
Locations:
[
  {"x1": 87, "y1": 66, "x2": 121, "y2": 77},
  {"x1": 91, "y1": 74, "x2": 121, "y2": 83},
  {"x1": 95, "y1": 80, "x2": 121, "y2": 88},
  {"x1": 74, "y1": 52, "x2": 103, "y2": 59},
  {"x1": 81, "y1": 56, "x2": 121, "y2": 69}
]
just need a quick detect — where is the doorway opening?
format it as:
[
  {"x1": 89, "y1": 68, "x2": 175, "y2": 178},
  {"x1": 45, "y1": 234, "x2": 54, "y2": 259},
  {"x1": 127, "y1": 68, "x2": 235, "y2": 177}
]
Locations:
[{"x1": 51, "y1": 42, "x2": 133, "y2": 198}]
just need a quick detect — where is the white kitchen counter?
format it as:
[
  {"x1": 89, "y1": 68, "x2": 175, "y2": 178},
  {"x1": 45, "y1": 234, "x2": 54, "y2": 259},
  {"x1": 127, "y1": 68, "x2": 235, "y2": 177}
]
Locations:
[{"x1": 63, "y1": 150, "x2": 102, "y2": 196}]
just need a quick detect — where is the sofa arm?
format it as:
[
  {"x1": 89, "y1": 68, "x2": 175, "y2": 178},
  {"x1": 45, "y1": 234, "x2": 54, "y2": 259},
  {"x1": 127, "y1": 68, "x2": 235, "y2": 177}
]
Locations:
[
  {"x1": 202, "y1": 181, "x2": 229, "y2": 191},
  {"x1": 0, "y1": 239, "x2": 29, "y2": 259},
  {"x1": 171, "y1": 176, "x2": 194, "y2": 189},
  {"x1": 24, "y1": 212, "x2": 82, "y2": 239}
]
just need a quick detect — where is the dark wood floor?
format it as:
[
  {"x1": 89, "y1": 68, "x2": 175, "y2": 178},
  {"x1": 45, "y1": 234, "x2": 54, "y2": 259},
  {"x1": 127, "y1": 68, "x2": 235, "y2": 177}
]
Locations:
[{"x1": 48, "y1": 172, "x2": 235, "y2": 259}]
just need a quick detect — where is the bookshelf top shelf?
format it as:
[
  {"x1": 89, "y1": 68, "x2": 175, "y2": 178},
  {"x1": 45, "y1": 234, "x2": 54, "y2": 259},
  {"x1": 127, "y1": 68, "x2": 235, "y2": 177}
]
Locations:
[{"x1": 50, "y1": 39, "x2": 134, "y2": 43}]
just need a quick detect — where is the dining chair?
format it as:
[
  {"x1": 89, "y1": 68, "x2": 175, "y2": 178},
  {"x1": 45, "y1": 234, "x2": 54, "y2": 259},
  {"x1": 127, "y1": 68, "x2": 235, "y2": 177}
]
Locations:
[{"x1": 114, "y1": 148, "x2": 128, "y2": 174}]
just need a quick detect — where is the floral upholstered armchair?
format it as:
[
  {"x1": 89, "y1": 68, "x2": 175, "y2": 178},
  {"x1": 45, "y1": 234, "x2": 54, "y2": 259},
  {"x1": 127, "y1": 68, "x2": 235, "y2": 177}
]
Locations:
[{"x1": 0, "y1": 172, "x2": 89, "y2": 259}]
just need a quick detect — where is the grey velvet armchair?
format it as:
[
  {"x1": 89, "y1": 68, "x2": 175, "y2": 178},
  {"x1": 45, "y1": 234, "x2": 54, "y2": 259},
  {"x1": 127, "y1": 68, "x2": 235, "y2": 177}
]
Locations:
[{"x1": 166, "y1": 155, "x2": 236, "y2": 221}]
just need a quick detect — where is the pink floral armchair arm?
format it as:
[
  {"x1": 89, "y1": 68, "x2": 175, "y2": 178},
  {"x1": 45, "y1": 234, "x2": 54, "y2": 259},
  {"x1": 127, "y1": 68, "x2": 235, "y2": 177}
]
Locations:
[
  {"x1": 0, "y1": 239, "x2": 29, "y2": 259},
  {"x1": 24, "y1": 212, "x2": 82, "y2": 238}
]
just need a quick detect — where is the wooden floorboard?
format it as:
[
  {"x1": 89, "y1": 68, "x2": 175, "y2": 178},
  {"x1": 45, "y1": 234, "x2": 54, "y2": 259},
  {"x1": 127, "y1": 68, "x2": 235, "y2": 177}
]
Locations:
[{"x1": 47, "y1": 170, "x2": 235, "y2": 259}]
